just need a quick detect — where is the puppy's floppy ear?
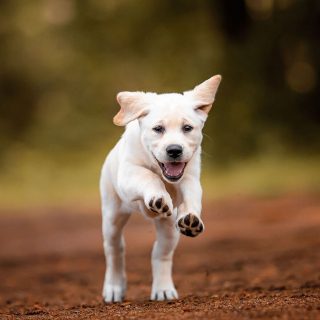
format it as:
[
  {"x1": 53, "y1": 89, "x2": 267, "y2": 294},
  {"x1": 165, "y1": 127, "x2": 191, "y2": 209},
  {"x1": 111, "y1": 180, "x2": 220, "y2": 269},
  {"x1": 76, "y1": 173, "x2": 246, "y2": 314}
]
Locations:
[
  {"x1": 114, "y1": 91, "x2": 148, "y2": 126},
  {"x1": 192, "y1": 75, "x2": 222, "y2": 117}
]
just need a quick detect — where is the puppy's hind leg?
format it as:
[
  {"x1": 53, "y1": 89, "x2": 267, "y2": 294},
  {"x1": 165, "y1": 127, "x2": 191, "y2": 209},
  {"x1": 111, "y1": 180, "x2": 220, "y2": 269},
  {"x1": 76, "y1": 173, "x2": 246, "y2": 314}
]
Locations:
[
  {"x1": 151, "y1": 215, "x2": 180, "y2": 301},
  {"x1": 101, "y1": 195, "x2": 130, "y2": 303}
]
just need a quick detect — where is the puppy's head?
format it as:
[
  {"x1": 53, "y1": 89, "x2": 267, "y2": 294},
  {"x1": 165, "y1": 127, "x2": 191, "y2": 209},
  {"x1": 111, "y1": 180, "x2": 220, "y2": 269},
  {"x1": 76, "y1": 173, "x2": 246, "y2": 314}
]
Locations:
[{"x1": 114, "y1": 75, "x2": 221, "y2": 183}]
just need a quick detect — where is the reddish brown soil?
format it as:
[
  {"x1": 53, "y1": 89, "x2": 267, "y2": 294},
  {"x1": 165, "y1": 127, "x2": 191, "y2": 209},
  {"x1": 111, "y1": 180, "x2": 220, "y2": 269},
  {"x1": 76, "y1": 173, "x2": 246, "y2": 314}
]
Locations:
[{"x1": 1, "y1": 194, "x2": 320, "y2": 319}]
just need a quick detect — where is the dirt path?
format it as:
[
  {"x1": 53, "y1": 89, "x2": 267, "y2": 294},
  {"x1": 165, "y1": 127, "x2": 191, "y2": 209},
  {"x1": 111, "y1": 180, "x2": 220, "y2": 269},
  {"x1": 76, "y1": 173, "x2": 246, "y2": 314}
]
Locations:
[{"x1": 1, "y1": 194, "x2": 320, "y2": 319}]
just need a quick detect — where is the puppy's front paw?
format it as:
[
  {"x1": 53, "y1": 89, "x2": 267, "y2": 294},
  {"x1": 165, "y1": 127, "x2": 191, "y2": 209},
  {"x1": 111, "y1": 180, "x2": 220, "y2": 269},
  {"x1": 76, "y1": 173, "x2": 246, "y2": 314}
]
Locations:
[
  {"x1": 147, "y1": 195, "x2": 172, "y2": 217},
  {"x1": 176, "y1": 213, "x2": 204, "y2": 237},
  {"x1": 151, "y1": 288, "x2": 178, "y2": 301},
  {"x1": 103, "y1": 283, "x2": 126, "y2": 303}
]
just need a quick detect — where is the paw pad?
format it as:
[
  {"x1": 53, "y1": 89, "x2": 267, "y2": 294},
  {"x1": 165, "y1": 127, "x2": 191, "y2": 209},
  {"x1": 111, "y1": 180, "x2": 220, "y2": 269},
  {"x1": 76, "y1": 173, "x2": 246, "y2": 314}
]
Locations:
[
  {"x1": 177, "y1": 213, "x2": 204, "y2": 237},
  {"x1": 149, "y1": 197, "x2": 172, "y2": 216}
]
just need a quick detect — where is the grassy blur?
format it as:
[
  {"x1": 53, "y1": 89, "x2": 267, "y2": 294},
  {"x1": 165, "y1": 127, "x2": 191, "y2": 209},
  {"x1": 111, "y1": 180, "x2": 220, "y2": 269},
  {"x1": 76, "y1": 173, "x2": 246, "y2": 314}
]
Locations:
[
  {"x1": 202, "y1": 154, "x2": 320, "y2": 199},
  {"x1": 1, "y1": 143, "x2": 319, "y2": 212}
]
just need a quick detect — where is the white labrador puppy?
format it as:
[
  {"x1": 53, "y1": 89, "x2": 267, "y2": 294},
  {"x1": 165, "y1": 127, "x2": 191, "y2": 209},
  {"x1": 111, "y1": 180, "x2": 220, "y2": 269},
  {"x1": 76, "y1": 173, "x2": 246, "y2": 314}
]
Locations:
[{"x1": 100, "y1": 75, "x2": 221, "y2": 302}]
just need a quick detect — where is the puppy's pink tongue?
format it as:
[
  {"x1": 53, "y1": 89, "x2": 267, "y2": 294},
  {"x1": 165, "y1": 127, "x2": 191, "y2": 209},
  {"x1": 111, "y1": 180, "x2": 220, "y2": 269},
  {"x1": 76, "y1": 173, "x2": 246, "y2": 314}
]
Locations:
[{"x1": 164, "y1": 162, "x2": 185, "y2": 176}]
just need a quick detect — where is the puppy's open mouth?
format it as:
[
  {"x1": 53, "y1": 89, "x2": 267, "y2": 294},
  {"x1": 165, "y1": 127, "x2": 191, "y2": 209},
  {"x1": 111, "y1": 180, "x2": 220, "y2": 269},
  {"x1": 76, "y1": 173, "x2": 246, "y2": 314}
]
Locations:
[{"x1": 155, "y1": 159, "x2": 187, "y2": 182}]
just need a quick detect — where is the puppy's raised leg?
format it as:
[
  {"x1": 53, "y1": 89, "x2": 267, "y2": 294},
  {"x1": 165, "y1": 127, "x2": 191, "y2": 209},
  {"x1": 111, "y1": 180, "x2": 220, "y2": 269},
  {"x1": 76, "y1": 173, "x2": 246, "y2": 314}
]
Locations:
[
  {"x1": 151, "y1": 216, "x2": 180, "y2": 301},
  {"x1": 102, "y1": 202, "x2": 130, "y2": 303},
  {"x1": 176, "y1": 175, "x2": 205, "y2": 237},
  {"x1": 118, "y1": 164, "x2": 174, "y2": 216}
]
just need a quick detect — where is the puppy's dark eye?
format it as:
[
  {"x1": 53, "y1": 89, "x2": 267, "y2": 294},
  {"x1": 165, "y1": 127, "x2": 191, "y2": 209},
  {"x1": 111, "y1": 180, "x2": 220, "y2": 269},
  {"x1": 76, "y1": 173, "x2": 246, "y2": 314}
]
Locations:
[
  {"x1": 183, "y1": 125, "x2": 193, "y2": 133},
  {"x1": 153, "y1": 125, "x2": 164, "y2": 133}
]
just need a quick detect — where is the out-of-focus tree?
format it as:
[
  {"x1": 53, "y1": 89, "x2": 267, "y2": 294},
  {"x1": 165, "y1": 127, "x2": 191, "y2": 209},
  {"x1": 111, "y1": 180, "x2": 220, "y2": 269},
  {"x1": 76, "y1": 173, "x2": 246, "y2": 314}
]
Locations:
[{"x1": 0, "y1": 0, "x2": 319, "y2": 166}]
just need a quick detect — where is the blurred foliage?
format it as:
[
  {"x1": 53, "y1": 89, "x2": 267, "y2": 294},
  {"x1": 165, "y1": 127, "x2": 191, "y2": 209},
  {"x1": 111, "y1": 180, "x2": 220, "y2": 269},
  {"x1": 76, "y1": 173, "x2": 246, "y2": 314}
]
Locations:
[{"x1": 0, "y1": 0, "x2": 320, "y2": 209}]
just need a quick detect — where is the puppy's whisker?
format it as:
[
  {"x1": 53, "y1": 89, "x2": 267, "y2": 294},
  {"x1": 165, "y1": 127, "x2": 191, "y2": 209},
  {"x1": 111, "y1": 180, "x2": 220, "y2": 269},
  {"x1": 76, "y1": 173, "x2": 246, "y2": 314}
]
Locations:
[
  {"x1": 201, "y1": 150, "x2": 212, "y2": 158},
  {"x1": 203, "y1": 133, "x2": 212, "y2": 141}
]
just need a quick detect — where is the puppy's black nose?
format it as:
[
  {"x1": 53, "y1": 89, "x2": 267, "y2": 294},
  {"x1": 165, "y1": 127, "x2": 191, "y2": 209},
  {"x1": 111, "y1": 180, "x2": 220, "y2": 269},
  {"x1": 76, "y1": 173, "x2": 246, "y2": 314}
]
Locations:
[{"x1": 166, "y1": 144, "x2": 183, "y2": 159}]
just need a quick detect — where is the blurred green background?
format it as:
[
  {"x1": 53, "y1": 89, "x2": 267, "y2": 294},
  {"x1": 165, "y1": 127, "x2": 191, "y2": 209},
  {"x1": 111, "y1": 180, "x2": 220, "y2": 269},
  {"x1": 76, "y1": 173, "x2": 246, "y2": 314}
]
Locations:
[{"x1": 1, "y1": 0, "x2": 320, "y2": 211}]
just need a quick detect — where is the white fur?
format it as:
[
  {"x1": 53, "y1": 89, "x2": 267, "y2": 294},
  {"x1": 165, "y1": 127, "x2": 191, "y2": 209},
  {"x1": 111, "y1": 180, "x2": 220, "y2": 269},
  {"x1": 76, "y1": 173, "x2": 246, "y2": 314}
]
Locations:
[{"x1": 100, "y1": 75, "x2": 221, "y2": 302}]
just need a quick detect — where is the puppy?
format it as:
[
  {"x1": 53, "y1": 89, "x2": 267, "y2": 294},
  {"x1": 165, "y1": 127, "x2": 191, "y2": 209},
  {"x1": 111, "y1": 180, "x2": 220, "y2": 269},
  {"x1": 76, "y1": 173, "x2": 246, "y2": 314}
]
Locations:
[{"x1": 100, "y1": 75, "x2": 221, "y2": 302}]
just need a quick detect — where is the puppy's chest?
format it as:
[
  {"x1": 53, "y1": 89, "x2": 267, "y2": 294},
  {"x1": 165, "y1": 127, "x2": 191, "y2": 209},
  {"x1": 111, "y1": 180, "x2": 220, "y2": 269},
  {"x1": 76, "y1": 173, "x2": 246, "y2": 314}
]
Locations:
[{"x1": 164, "y1": 182, "x2": 182, "y2": 208}]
